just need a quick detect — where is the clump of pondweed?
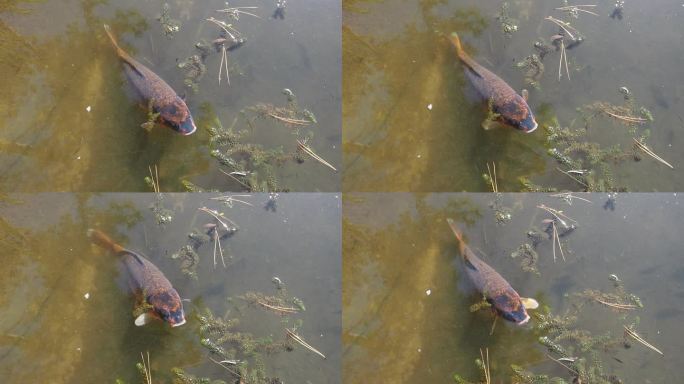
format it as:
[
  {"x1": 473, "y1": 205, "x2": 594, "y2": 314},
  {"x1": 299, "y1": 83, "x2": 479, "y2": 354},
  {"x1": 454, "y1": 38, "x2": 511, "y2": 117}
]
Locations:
[
  {"x1": 496, "y1": 2, "x2": 518, "y2": 38},
  {"x1": 197, "y1": 306, "x2": 289, "y2": 384},
  {"x1": 168, "y1": 229, "x2": 211, "y2": 280},
  {"x1": 487, "y1": 193, "x2": 513, "y2": 225},
  {"x1": 245, "y1": 88, "x2": 317, "y2": 134},
  {"x1": 157, "y1": 3, "x2": 181, "y2": 38},
  {"x1": 510, "y1": 243, "x2": 540, "y2": 275},
  {"x1": 148, "y1": 195, "x2": 174, "y2": 227},
  {"x1": 199, "y1": 101, "x2": 304, "y2": 192},
  {"x1": 453, "y1": 280, "x2": 646, "y2": 383},
  {"x1": 239, "y1": 277, "x2": 306, "y2": 318},
  {"x1": 515, "y1": 54, "x2": 544, "y2": 90}
]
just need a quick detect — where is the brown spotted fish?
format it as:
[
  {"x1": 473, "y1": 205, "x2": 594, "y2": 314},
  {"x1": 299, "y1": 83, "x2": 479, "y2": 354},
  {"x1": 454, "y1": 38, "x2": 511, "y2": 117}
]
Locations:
[
  {"x1": 87, "y1": 229, "x2": 186, "y2": 327},
  {"x1": 449, "y1": 32, "x2": 538, "y2": 133},
  {"x1": 103, "y1": 24, "x2": 196, "y2": 135},
  {"x1": 446, "y1": 219, "x2": 538, "y2": 325}
]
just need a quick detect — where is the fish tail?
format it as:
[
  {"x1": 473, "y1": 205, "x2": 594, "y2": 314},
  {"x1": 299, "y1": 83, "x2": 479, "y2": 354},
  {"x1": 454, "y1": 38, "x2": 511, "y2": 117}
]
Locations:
[
  {"x1": 449, "y1": 32, "x2": 464, "y2": 56},
  {"x1": 87, "y1": 228, "x2": 126, "y2": 254},
  {"x1": 103, "y1": 24, "x2": 130, "y2": 60},
  {"x1": 446, "y1": 218, "x2": 468, "y2": 257}
]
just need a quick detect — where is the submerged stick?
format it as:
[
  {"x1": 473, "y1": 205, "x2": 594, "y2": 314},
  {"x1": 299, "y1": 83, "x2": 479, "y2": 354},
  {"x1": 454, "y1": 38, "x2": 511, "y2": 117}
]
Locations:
[
  {"x1": 480, "y1": 348, "x2": 491, "y2": 384},
  {"x1": 297, "y1": 139, "x2": 338, "y2": 172},
  {"x1": 624, "y1": 326, "x2": 664, "y2": 356},
  {"x1": 633, "y1": 139, "x2": 674, "y2": 169},
  {"x1": 286, "y1": 328, "x2": 326, "y2": 359}
]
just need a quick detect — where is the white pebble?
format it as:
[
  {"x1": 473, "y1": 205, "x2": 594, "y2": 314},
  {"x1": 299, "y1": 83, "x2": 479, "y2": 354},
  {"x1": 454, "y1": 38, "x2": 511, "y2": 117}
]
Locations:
[
  {"x1": 426, "y1": 289, "x2": 431, "y2": 296},
  {"x1": 84, "y1": 293, "x2": 90, "y2": 299},
  {"x1": 86, "y1": 106, "x2": 91, "y2": 112},
  {"x1": 427, "y1": 104, "x2": 433, "y2": 110}
]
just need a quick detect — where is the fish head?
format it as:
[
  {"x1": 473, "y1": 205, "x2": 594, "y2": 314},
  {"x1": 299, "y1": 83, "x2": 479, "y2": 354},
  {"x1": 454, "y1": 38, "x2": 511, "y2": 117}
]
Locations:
[
  {"x1": 148, "y1": 290, "x2": 187, "y2": 327},
  {"x1": 499, "y1": 97, "x2": 538, "y2": 133},
  {"x1": 490, "y1": 293, "x2": 530, "y2": 325},
  {"x1": 159, "y1": 99, "x2": 197, "y2": 135}
]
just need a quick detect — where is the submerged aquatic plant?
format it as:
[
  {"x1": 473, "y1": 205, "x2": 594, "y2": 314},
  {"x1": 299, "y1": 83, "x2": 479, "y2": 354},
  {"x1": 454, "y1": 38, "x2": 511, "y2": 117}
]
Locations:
[
  {"x1": 516, "y1": 54, "x2": 544, "y2": 90},
  {"x1": 496, "y1": 2, "x2": 518, "y2": 38},
  {"x1": 157, "y1": 3, "x2": 181, "y2": 38}
]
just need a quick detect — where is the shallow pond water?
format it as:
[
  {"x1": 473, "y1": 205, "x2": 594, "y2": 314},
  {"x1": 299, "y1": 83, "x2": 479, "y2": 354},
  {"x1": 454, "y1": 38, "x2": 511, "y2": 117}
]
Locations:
[
  {"x1": 0, "y1": 0, "x2": 340, "y2": 192},
  {"x1": 343, "y1": 193, "x2": 684, "y2": 383},
  {"x1": 343, "y1": 0, "x2": 684, "y2": 192},
  {"x1": 0, "y1": 193, "x2": 341, "y2": 383}
]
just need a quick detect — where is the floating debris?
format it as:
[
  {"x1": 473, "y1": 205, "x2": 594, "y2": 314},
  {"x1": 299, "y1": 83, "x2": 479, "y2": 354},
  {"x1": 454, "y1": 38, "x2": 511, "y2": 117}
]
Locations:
[
  {"x1": 610, "y1": 1, "x2": 625, "y2": 20},
  {"x1": 273, "y1": 0, "x2": 286, "y2": 20},
  {"x1": 623, "y1": 325, "x2": 663, "y2": 356},
  {"x1": 286, "y1": 328, "x2": 326, "y2": 359}
]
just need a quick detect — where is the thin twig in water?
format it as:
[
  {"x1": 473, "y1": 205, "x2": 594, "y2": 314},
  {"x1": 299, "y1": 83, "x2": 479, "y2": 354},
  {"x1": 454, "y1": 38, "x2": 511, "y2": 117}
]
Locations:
[
  {"x1": 553, "y1": 221, "x2": 566, "y2": 262},
  {"x1": 217, "y1": 6, "x2": 261, "y2": 19},
  {"x1": 140, "y1": 351, "x2": 152, "y2": 384},
  {"x1": 545, "y1": 16, "x2": 579, "y2": 40},
  {"x1": 624, "y1": 325, "x2": 664, "y2": 356},
  {"x1": 257, "y1": 300, "x2": 300, "y2": 314},
  {"x1": 297, "y1": 139, "x2": 338, "y2": 172},
  {"x1": 480, "y1": 348, "x2": 491, "y2": 384},
  {"x1": 148, "y1": 165, "x2": 160, "y2": 193},
  {"x1": 551, "y1": 192, "x2": 593, "y2": 204},
  {"x1": 595, "y1": 298, "x2": 638, "y2": 310},
  {"x1": 557, "y1": 167, "x2": 589, "y2": 188},
  {"x1": 210, "y1": 194, "x2": 254, "y2": 206},
  {"x1": 209, "y1": 356, "x2": 242, "y2": 378},
  {"x1": 603, "y1": 110, "x2": 647, "y2": 124},
  {"x1": 486, "y1": 162, "x2": 498, "y2": 193},
  {"x1": 218, "y1": 45, "x2": 230, "y2": 86},
  {"x1": 537, "y1": 204, "x2": 577, "y2": 227},
  {"x1": 206, "y1": 17, "x2": 239, "y2": 40},
  {"x1": 269, "y1": 113, "x2": 311, "y2": 126},
  {"x1": 219, "y1": 168, "x2": 253, "y2": 190},
  {"x1": 547, "y1": 354, "x2": 579, "y2": 375},
  {"x1": 633, "y1": 139, "x2": 674, "y2": 169},
  {"x1": 556, "y1": 5, "x2": 599, "y2": 16},
  {"x1": 286, "y1": 328, "x2": 326, "y2": 359}
]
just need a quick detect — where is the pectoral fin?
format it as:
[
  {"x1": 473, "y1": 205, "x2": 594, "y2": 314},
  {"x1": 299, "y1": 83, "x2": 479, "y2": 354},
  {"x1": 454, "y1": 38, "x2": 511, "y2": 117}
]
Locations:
[
  {"x1": 521, "y1": 297, "x2": 539, "y2": 310},
  {"x1": 521, "y1": 89, "x2": 529, "y2": 101},
  {"x1": 134, "y1": 312, "x2": 153, "y2": 326}
]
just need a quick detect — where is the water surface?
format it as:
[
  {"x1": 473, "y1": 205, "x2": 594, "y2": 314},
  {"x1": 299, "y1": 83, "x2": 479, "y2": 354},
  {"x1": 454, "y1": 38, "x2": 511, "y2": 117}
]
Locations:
[
  {"x1": 0, "y1": 0, "x2": 341, "y2": 191},
  {"x1": 343, "y1": 0, "x2": 684, "y2": 191},
  {"x1": 0, "y1": 192, "x2": 341, "y2": 383},
  {"x1": 344, "y1": 192, "x2": 684, "y2": 383}
]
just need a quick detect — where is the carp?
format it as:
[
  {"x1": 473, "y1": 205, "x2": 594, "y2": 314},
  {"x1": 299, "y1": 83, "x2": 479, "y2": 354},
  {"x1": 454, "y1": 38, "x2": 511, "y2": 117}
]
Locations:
[
  {"x1": 103, "y1": 24, "x2": 196, "y2": 135},
  {"x1": 446, "y1": 219, "x2": 538, "y2": 324},
  {"x1": 88, "y1": 228, "x2": 186, "y2": 327},
  {"x1": 450, "y1": 32, "x2": 538, "y2": 133}
]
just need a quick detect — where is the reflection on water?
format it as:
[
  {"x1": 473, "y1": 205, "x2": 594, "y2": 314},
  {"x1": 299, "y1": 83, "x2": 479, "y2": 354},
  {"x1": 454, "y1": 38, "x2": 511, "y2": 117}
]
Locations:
[
  {"x1": 0, "y1": 0, "x2": 340, "y2": 192},
  {"x1": 344, "y1": 193, "x2": 684, "y2": 383},
  {"x1": 343, "y1": 0, "x2": 684, "y2": 192},
  {"x1": 0, "y1": 193, "x2": 341, "y2": 383}
]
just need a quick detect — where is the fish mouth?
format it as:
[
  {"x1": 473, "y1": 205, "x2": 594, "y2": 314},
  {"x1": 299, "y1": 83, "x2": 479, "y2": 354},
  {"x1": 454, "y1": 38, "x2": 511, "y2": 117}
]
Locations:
[
  {"x1": 181, "y1": 125, "x2": 197, "y2": 136},
  {"x1": 524, "y1": 121, "x2": 538, "y2": 133},
  {"x1": 171, "y1": 318, "x2": 187, "y2": 327},
  {"x1": 516, "y1": 314, "x2": 531, "y2": 325}
]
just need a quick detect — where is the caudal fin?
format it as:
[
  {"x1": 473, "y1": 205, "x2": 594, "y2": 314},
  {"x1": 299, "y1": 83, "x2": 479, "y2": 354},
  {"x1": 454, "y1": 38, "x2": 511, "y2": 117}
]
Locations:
[
  {"x1": 449, "y1": 32, "x2": 463, "y2": 55},
  {"x1": 87, "y1": 228, "x2": 126, "y2": 254},
  {"x1": 446, "y1": 218, "x2": 464, "y2": 243}
]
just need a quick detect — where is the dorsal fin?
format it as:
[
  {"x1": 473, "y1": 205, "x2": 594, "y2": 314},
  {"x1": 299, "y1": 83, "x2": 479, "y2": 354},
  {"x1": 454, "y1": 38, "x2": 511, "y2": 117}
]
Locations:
[
  {"x1": 118, "y1": 250, "x2": 145, "y2": 266},
  {"x1": 122, "y1": 58, "x2": 146, "y2": 79},
  {"x1": 463, "y1": 257, "x2": 478, "y2": 271}
]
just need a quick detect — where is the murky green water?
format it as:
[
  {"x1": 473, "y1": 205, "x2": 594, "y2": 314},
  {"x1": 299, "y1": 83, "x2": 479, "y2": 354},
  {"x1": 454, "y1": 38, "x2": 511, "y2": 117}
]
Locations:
[
  {"x1": 0, "y1": 0, "x2": 340, "y2": 192},
  {"x1": 0, "y1": 193, "x2": 341, "y2": 383},
  {"x1": 343, "y1": 0, "x2": 684, "y2": 192},
  {"x1": 343, "y1": 193, "x2": 684, "y2": 383}
]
